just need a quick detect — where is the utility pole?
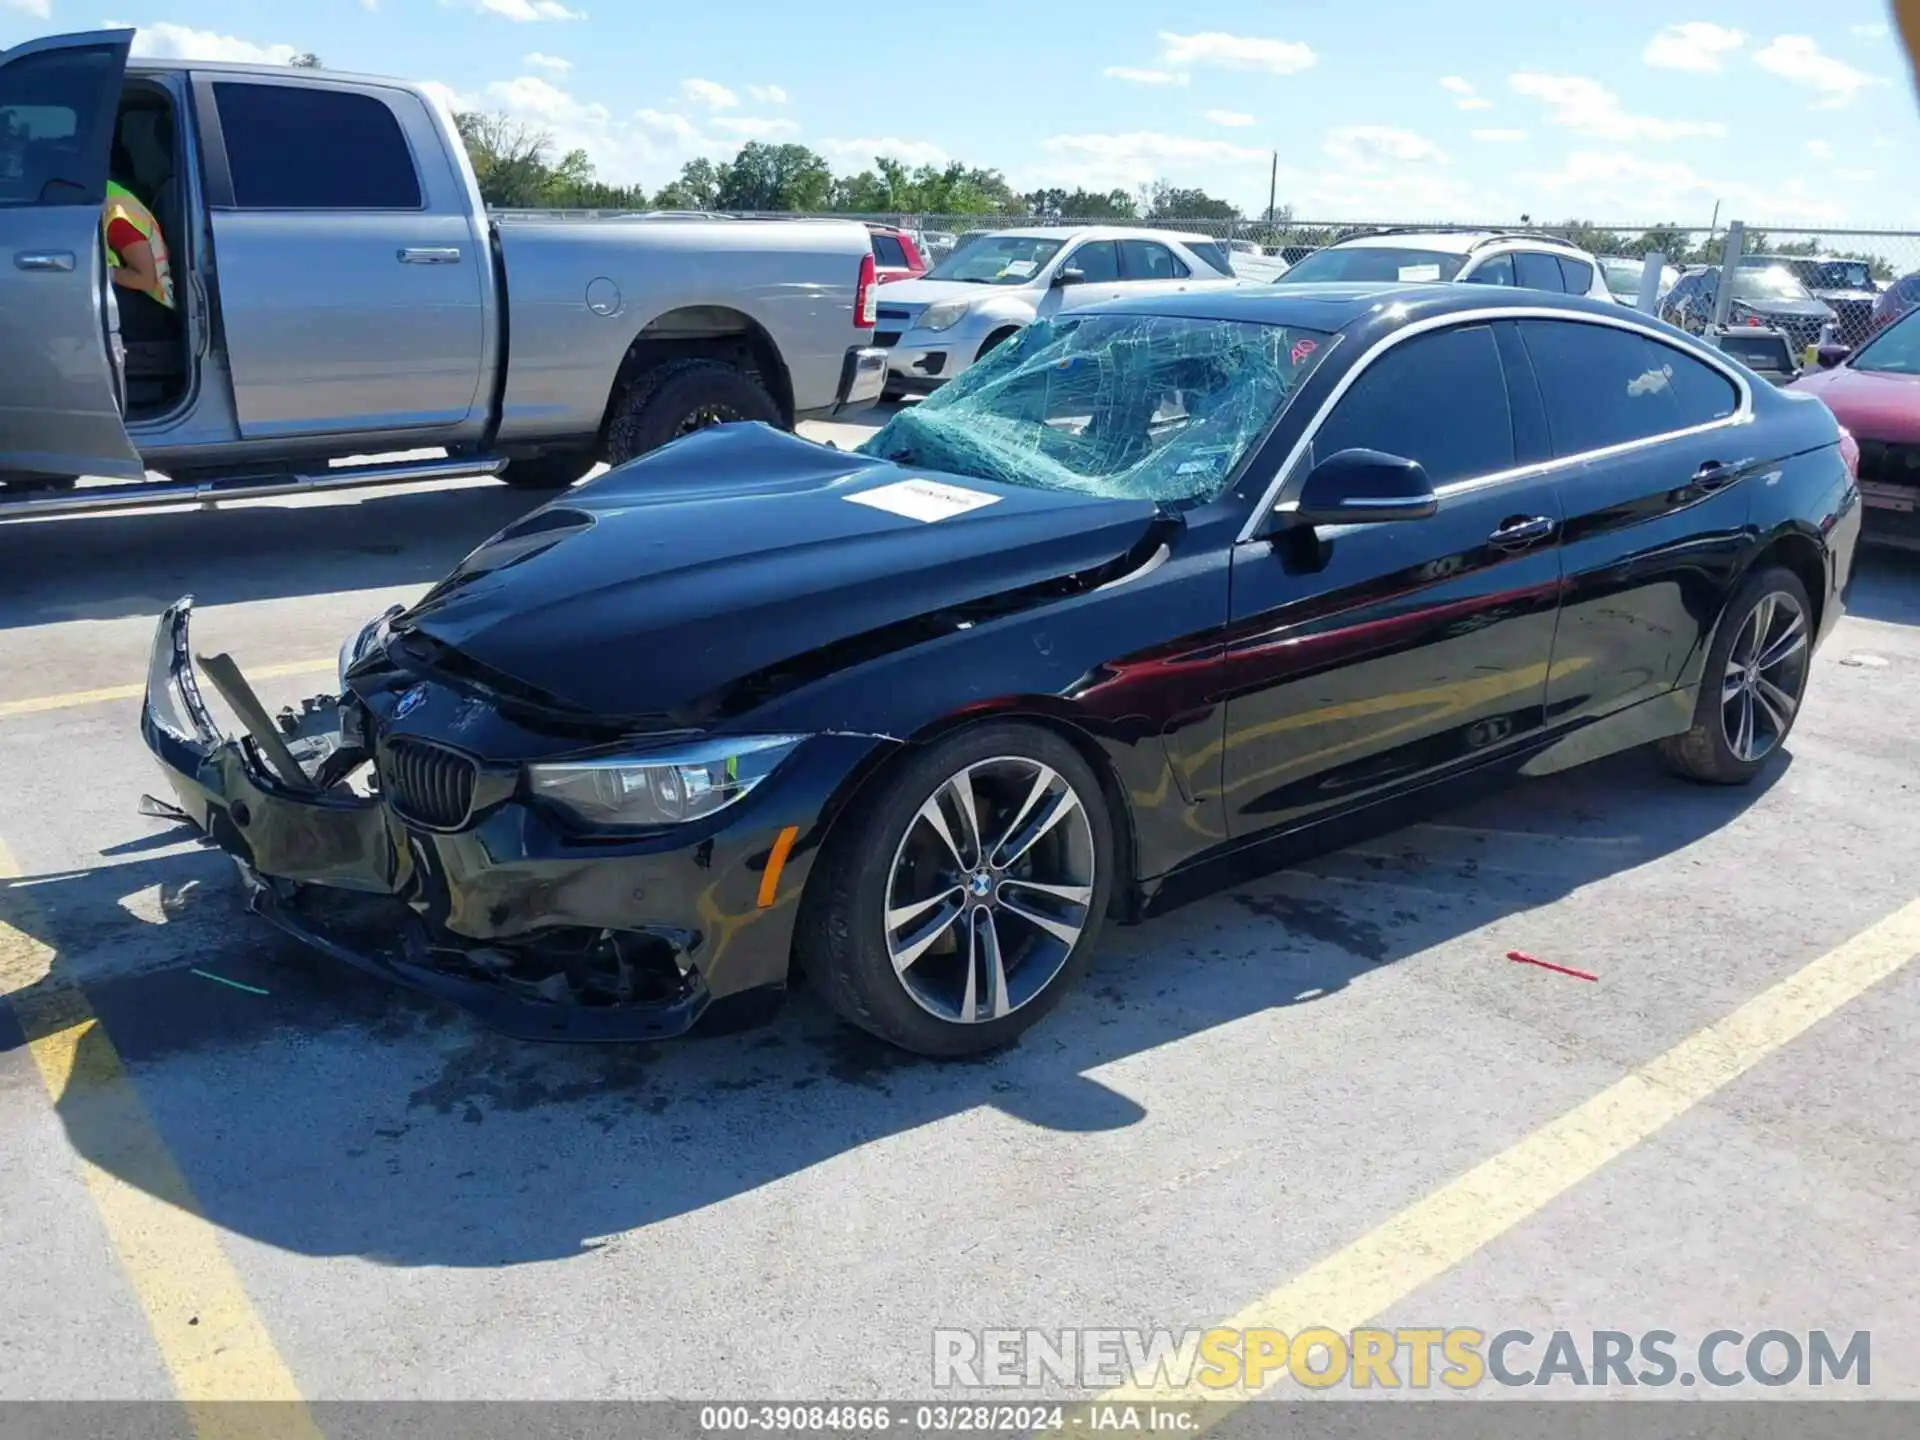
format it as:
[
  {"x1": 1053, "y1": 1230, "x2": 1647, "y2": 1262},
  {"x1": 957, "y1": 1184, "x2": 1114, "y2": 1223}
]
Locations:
[{"x1": 1265, "y1": 152, "x2": 1278, "y2": 228}]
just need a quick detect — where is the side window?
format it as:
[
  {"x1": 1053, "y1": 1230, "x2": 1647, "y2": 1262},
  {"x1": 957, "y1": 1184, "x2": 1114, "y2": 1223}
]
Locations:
[
  {"x1": 0, "y1": 44, "x2": 122, "y2": 207},
  {"x1": 1514, "y1": 251, "x2": 1566, "y2": 292},
  {"x1": 213, "y1": 83, "x2": 421, "y2": 209},
  {"x1": 1064, "y1": 240, "x2": 1120, "y2": 283},
  {"x1": 1185, "y1": 240, "x2": 1234, "y2": 276},
  {"x1": 1463, "y1": 253, "x2": 1516, "y2": 286},
  {"x1": 1119, "y1": 240, "x2": 1190, "y2": 280},
  {"x1": 1309, "y1": 324, "x2": 1515, "y2": 487},
  {"x1": 871, "y1": 233, "x2": 909, "y2": 268},
  {"x1": 1557, "y1": 256, "x2": 1594, "y2": 295},
  {"x1": 1518, "y1": 319, "x2": 1733, "y2": 455}
]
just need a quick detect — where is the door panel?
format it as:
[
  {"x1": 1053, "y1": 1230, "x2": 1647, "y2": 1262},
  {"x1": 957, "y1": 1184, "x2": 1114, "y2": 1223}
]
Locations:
[
  {"x1": 0, "y1": 31, "x2": 145, "y2": 479},
  {"x1": 201, "y1": 78, "x2": 485, "y2": 440},
  {"x1": 1512, "y1": 318, "x2": 1753, "y2": 726},
  {"x1": 1220, "y1": 321, "x2": 1563, "y2": 838}
]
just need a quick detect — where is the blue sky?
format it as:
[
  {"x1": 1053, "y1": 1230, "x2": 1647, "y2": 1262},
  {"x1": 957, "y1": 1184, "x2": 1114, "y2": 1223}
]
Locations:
[{"x1": 5, "y1": 0, "x2": 1918, "y2": 228}]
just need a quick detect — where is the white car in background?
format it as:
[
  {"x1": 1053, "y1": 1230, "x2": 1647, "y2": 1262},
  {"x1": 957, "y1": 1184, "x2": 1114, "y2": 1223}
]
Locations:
[
  {"x1": 871, "y1": 226, "x2": 1246, "y2": 398},
  {"x1": 1272, "y1": 229, "x2": 1615, "y2": 301}
]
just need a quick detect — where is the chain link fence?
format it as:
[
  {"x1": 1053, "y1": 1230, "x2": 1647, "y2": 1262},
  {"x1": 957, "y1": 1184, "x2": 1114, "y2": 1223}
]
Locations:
[{"x1": 490, "y1": 207, "x2": 1920, "y2": 350}]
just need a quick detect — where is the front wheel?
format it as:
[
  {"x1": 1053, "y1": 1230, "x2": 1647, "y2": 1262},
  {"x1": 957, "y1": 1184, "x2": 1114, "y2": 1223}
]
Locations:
[
  {"x1": 797, "y1": 722, "x2": 1114, "y2": 1057},
  {"x1": 1659, "y1": 564, "x2": 1813, "y2": 784}
]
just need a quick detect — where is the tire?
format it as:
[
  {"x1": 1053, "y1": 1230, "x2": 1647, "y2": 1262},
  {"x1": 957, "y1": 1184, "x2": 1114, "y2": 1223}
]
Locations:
[
  {"x1": 605, "y1": 358, "x2": 782, "y2": 467},
  {"x1": 797, "y1": 722, "x2": 1115, "y2": 1058},
  {"x1": 880, "y1": 385, "x2": 907, "y2": 404},
  {"x1": 1659, "y1": 564, "x2": 1814, "y2": 785},
  {"x1": 495, "y1": 454, "x2": 592, "y2": 490},
  {"x1": 976, "y1": 327, "x2": 1019, "y2": 363}
]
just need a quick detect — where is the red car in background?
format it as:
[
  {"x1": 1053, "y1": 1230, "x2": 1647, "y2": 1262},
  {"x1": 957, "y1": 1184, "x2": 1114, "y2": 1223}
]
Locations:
[
  {"x1": 1790, "y1": 306, "x2": 1920, "y2": 550},
  {"x1": 867, "y1": 225, "x2": 929, "y2": 284}
]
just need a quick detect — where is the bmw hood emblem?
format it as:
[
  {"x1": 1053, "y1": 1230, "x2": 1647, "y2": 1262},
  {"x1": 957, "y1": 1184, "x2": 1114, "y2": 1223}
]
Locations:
[{"x1": 393, "y1": 683, "x2": 429, "y2": 720}]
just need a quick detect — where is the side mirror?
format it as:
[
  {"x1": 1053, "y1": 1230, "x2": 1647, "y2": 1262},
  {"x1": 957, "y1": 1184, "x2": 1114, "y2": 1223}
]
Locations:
[
  {"x1": 1052, "y1": 267, "x2": 1086, "y2": 288},
  {"x1": 1291, "y1": 449, "x2": 1437, "y2": 526},
  {"x1": 1815, "y1": 343, "x2": 1851, "y2": 369}
]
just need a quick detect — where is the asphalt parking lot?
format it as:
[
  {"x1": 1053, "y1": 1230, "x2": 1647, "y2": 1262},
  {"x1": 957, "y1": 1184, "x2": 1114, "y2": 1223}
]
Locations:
[{"x1": 3, "y1": 408, "x2": 1919, "y2": 1417}]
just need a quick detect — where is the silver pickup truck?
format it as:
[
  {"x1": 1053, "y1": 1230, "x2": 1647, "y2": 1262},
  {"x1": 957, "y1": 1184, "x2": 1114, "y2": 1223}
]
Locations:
[{"x1": 0, "y1": 28, "x2": 887, "y2": 513}]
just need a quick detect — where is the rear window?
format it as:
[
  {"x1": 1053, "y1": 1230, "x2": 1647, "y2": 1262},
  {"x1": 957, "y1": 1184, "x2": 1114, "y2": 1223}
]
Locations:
[
  {"x1": 215, "y1": 83, "x2": 422, "y2": 209},
  {"x1": 1185, "y1": 240, "x2": 1235, "y2": 276},
  {"x1": 1557, "y1": 256, "x2": 1594, "y2": 294},
  {"x1": 1513, "y1": 252, "x2": 1567, "y2": 292},
  {"x1": 871, "y1": 232, "x2": 910, "y2": 268},
  {"x1": 1276, "y1": 246, "x2": 1468, "y2": 284}
]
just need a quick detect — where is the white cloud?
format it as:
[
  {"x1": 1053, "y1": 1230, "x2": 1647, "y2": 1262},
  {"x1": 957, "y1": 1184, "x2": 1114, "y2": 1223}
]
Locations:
[
  {"x1": 1804, "y1": 138, "x2": 1835, "y2": 159},
  {"x1": 1471, "y1": 128, "x2": 1527, "y2": 142},
  {"x1": 419, "y1": 79, "x2": 478, "y2": 114},
  {"x1": 1643, "y1": 22, "x2": 1747, "y2": 72},
  {"x1": 3, "y1": 0, "x2": 52, "y2": 15},
  {"x1": 1439, "y1": 76, "x2": 1493, "y2": 110},
  {"x1": 1204, "y1": 110, "x2": 1256, "y2": 128},
  {"x1": 747, "y1": 85, "x2": 788, "y2": 105},
  {"x1": 712, "y1": 116, "x2": 799, "y2": 138},
  {"x1": 1509, "y1": 72, "x2": 1727, "y2": 140},
  {"x1": 1836, "y1": 167, "x2": 1876, "y2": 181},
  {"x1": 1104, "y1": 66, "x2": 1188, "y2": 86},
  {"x1": 1456, "y1": 97, "x2": 1493, "y2": 110},
  {"x1": 486, "y1": 74, "x2": 596, "y2": 121},
  {"x1": 1439, "y1": 76, "x2": 1476, "y2": 95},
  {"x1": 635, "y1": 109, "x2": 700, "y2": 142},
  {"x1": 1322, "y1": 125, "x2": 1447, "y2": 171},
  {"x1": 681, "y1": 78, "x2": 739, "y2": 110},
  {"x1": 523, "y1": 52, "x2": 572, "y2": 72},
  {"x1": 473, "y1": 0, "x2": 585, "y2": 19},
  {"x1": 818, "y1": 136, "x2": 952, "y2": 168},
  {"x1": 362, "y1": 0, "x2": 380, "y2": 10},
  {"x1": 1850, "y1": 22, "x2": 1889, "y2": 39},
  {"x1": 1752, "y1": 35, "x2": 1883, "y2": 107},
  {"x1": 1034, "y1": 130, "x2": 1266, "y2": 192},
  {"x1": 1158, "y1": 31, "x2": 1317, "y2": 76},
  {"x1": 1520, "y1": 149, "x2": 1849, "y2": 225},
  {"x1": 479, "y1": 76, "x2": 743, "y2": 186},
  {"x1": 113, "y1": 21, "x2": 299, "y2": 64}
]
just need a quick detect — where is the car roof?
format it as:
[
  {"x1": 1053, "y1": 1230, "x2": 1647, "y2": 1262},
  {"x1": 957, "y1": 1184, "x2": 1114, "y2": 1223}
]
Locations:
[
  {"x1": 976, "y1": 225, "x2": 1219, "y2": 244},
  {"x1": 1326, "y1": 230, "x2": 1589, "y2": 256},
  {"x1": 1075, "y1": 281, "x2": 1644, "y2": 331}
]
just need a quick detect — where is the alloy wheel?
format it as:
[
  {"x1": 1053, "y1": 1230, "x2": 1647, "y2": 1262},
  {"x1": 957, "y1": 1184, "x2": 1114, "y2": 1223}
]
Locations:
[
  {"x1": 1721, "y1": 590, "x2": 1810, "y2": 763},
  {"x1": 883, "y1": 756, "x2": 1097, "y2": 1025},
  {"x1": 674, "y1": 403, "x2": 743, "y2": 437}
]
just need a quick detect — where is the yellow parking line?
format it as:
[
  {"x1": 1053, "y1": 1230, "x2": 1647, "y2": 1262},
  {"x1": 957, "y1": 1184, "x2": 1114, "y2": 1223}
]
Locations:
[
  {"x1": 1098, "y1": 894, "x2": 1920, "y2": 1419},
  {"x1": 0, "y1": 839, "x2": 319, "y2": 1438},
  {"x1": 0, "y1": 658, "x2": 334, "y2": 719}
]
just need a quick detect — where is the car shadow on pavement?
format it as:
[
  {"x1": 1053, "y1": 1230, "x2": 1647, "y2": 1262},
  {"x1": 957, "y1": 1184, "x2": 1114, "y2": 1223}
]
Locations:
[
  {"x1": 0, "y1": 746, "x2": 1783, "y2": 1269},
  {"x1": 0, "y1": 482, "x2": 539, "y2": 632},
  {"x1": 1842, "y1": 547, "x2": 1920, "y2": 627}
]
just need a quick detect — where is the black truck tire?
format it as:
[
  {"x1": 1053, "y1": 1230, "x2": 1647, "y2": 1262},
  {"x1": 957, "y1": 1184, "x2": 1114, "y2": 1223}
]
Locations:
[
  {"x1": 605, "y1": 359, "x2": 783, "y2": 467},
  {"x1": 495, "y1": 454, "x2": 594, "y2": 490}
]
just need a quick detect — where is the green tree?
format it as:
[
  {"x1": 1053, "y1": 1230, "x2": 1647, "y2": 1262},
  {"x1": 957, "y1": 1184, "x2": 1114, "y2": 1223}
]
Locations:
[
  {"x1": 716, "y1": 142, "x2": 834, "y2": 211},
  {"x1": 288, "y1": 52, "x2": 323, "y2": 68},
  {"x1": 1141, "y1": 181, "x2": 1239, "y2": 221},
  {"x1": 652, "y1": 157, "x2": 722, "y2": 210},
  {"x1": 1024, "y1": 186, "x2": 1138, "y2": 220}
]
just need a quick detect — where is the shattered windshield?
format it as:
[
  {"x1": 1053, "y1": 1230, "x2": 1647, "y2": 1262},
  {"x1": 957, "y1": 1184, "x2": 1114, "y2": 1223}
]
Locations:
[
  {"x1": 854, "y1": 313, "x2": 1334, "y2": 504},
  {"x1": 924, "y1": 234, "x2": 1066, "y2": 285}
]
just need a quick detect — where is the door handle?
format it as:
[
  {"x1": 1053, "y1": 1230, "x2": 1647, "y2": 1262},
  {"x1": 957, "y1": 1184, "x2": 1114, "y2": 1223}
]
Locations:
[
  {"x1": 1487, "y1": 515, "x2": 1557, "y2": 550},
  {"x1": 397, "y1": 247, "x2": 461, "y2": 265},
  {"x1": 1689, "y1": 460, "x2": 1741, "y2": 493},
  {"x1": 14, "y1": 250, "x2": 75, "y2": 272}
]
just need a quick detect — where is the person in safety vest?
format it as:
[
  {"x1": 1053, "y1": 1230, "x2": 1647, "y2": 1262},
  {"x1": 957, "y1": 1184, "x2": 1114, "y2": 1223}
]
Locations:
[{"x1": 102, "y1": 161, "x2": 174, "y2": 316}]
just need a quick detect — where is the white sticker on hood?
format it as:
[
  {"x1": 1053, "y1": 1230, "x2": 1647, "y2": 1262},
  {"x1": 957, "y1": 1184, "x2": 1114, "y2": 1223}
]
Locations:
[{"x1": 845, "y1": 478, "x2": 1004, "y2": 523}]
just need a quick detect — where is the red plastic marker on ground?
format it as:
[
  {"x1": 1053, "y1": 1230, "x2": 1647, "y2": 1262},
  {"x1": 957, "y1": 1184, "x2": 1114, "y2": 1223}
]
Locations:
[{"x1": 1507, "y1": 950, "x2": 1598, "y2": 983}]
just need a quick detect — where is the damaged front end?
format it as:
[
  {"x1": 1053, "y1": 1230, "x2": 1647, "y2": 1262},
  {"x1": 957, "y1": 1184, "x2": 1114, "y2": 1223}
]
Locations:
[{"x1": 139, "y1": 598, "x2": 819, "y2": 1042}]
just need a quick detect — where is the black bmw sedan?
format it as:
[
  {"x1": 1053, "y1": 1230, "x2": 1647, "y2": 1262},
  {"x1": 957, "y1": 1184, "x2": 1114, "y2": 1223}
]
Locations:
[{"x1": 142, "y1": 284, "x2": 1861, "y2": 1057}]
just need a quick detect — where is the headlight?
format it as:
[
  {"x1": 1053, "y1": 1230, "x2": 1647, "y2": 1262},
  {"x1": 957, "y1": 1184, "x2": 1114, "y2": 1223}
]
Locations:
[
  {"x1": 916, "y1": 300, "x2": 972, "y2": 333},
  {"x1": 525, "y1": 734, "x2": 806, "y2": 828}
]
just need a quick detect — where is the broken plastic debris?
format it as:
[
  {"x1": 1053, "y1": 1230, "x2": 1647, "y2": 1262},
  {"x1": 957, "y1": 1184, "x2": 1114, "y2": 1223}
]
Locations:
[
  {"x1": 190, "y1": 968, "x2": 270, "y2": 996},
  {"x1": 1506, "y1": 950, "x2": 1598, "y2": 983}
]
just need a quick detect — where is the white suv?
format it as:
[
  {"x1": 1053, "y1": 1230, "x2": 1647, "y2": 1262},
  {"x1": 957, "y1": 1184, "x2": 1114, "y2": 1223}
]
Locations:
[{"x1": 1273, "y1": 230, "x2": 1615, "y2": 301}]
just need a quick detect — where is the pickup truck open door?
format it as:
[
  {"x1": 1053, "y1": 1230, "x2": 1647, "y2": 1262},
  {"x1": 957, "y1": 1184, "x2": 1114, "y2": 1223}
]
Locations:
[{"x1": 0, "y1": 29, "x2": 147, "y2": 481}]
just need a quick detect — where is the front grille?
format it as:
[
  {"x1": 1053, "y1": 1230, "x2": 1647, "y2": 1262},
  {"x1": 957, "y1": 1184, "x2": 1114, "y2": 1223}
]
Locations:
[
  {"x1": 1768, "y1": 314, "x2": 1825, "y2": 351},
  {"x1": 1856, "y1": 439, "x2": 1920, "y2": 490},
  {"x1": 874, "y1": 331, "x2": 902, "y2": 348},
  {"x1": 381, "y1": 736, "x2": 477, "y2": 830}
]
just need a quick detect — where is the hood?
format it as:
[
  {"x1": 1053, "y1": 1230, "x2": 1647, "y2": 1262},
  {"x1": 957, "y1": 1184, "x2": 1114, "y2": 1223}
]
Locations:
[
  {"x1": 393, "y1": 424, "x2": 1163, "y2": 721},
  {"x1": 1811, "y1": 288, "x2": 1878, "y2": 304},
  {"x1": 875, "y1": 277, "x2": 1030, "y2": 307},
  {"x1": 1789, "y1": 365, "x2": 1920, "y2": 443}
]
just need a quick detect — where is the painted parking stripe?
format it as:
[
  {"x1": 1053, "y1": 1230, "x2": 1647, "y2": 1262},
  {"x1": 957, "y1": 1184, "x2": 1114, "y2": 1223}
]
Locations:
[
  {"x1": 1094, "y1": 893, "x2": 1920, "y2": 1420},
  {"x1": 0, "y1": 839, "x2": 320, "y2": 1437},
  {"x1": 0, "y1": 658, "x2": 334, "y2": 719}
]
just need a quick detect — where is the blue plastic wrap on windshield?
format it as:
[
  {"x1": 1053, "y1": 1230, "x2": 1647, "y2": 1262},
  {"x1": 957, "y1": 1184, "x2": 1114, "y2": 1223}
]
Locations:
[{"x1": 855, "y1": 313, "x2": 1333, "y2": 503}]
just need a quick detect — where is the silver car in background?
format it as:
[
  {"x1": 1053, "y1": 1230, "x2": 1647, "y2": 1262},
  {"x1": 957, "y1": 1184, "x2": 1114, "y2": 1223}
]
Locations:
[{"x1": 871, "y1": 226, "x2": 1246, "y2": 398}]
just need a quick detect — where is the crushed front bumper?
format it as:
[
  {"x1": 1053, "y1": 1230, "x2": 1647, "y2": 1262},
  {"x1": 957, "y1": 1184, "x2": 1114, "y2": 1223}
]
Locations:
[{"x1": 139, "y1": 599, "x2": 879, "y2": 1042}]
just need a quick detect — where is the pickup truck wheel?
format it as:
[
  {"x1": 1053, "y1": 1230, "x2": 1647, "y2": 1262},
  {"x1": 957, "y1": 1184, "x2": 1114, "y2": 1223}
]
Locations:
[
  {"x1": 496, "y1": 455, "x2": 593, "y2": 490},
  {"x1": 606, "y1": 359, "x2": 782, "y2": 466}
]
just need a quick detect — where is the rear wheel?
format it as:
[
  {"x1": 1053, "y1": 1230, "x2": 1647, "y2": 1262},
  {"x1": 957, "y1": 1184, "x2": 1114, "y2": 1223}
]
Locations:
[
  {"x1": 1660, "y1": 564, "x2": 1813, "y2": 784},
  {"x1": 797, "y1": 722, "x2": 1114, "y2": 1057},
  {"x1": 495, "y1": 454, "x2": 593, "y2": 490},
  {"x1": 605, "y1": 359, "x2": 782, "y2": 467}
]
